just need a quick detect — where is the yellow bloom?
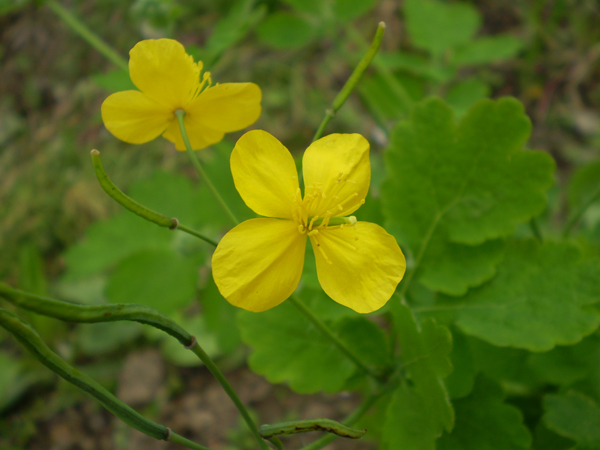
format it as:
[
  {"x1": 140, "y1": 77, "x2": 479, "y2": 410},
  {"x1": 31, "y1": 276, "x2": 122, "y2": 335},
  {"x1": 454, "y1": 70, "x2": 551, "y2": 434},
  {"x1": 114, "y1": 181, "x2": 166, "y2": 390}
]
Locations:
[
  {"x1": 101, "y1": 39, "x2": 261, "y2": 150},
  {"x1": 212, "y1": 130, "x2": 406, "y2": 313}
]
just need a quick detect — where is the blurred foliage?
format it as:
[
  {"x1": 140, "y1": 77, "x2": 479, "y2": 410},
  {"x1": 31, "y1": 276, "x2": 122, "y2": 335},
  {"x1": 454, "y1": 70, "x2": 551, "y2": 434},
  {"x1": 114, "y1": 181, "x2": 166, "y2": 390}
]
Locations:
[{"x1": 0, "y1": 0, "x2": 600, "y2": 449}]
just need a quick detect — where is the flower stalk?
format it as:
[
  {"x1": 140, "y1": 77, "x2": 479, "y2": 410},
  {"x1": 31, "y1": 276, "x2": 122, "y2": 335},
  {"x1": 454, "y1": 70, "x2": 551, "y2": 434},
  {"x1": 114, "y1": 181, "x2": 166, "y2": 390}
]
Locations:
[
  {"x1": 0, "y1": 308, "x2": 212, "y2": 450},
  {"x1": 313, "y1": 22, "x2": 386, "y2": 142},
  {"x1": 175, "y1": 110, "x2": 240, "y2": 225},
  {"x1": 45, "y1": 0, "x2": 128, "y2": 72},
  {"x1": 91, "y1": 149, "x2": 218, "y2": 247}
]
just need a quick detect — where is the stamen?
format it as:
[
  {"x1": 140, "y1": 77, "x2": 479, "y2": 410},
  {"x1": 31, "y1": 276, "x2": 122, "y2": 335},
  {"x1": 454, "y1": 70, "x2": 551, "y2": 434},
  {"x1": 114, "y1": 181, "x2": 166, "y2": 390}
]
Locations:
[{"x1": 308, "y1": 229, "x2": 319, "y2": 236}]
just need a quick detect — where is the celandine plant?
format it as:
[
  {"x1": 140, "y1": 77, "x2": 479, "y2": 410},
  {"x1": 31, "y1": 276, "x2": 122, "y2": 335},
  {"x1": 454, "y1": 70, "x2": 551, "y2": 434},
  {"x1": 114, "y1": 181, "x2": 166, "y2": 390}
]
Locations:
[{"x1": 2, "y1": 5, "x2": 600, "y2": 450}]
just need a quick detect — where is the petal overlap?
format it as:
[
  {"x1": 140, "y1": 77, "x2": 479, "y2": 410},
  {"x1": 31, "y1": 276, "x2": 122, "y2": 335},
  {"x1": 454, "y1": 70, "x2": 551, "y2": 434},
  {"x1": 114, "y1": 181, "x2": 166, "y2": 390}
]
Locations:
[
  {"x1": 212, "y1": 218, "x2": 307, "y2": 312},
  {"x1": 310, "y1": 222, "x2": 406, "y2": 313}
]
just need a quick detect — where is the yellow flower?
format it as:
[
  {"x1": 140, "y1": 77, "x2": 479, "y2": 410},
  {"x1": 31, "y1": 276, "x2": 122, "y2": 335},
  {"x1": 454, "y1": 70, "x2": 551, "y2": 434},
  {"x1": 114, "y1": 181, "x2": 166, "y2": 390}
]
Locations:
[
  {"x1": 212, "y1": 130, "x2": 406, "y2": 313},
  {"x1": 101, "y1": 39, "x2": 261, "y2": 150}
]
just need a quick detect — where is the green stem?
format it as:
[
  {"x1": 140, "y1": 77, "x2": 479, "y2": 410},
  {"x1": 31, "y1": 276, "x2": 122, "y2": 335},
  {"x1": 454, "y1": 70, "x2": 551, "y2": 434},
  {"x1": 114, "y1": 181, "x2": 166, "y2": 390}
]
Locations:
[
  {"x1": 0, "y1": 282, "x2": 193, "y2": 346},
  {"x1": 0, "y1": 308, "x2": 212, "y2": 450},
  {"x1": 298, "y1": 390, "x2": 383, "y2": 450},
  {"x1": 45, "y1": 0, "x2": 128, "y2": 72},
  {"x1": 563, "y1": 183, "x2": 600, "y2": 238},
  {"x1": 91, "y1": 150, "x2": 218, "y2": 247},
  {"x1": 345, "y1": 25, "x2": 414, "y2": 114},
  {"x1": 175, "y1": 110, "x2": 239, "y2": 225},
  {"x1": 312, "y1": 22, "x2": 386, "y2": 142},
  {"x1": 167, "y1": 432, "x2": 213, "y2": 450},
  {"x1": 189, "y1": 341, "x2": 270, "y2": 450},
  {"x1": 288, "y1": 295, "x2": 382, "y2": 383},
  {"x1": 0, "y1": 283, "x2": 268, "y2": 450},
  {"x1": 259, "y1": 419, "x2": 365, "y2": 440}
]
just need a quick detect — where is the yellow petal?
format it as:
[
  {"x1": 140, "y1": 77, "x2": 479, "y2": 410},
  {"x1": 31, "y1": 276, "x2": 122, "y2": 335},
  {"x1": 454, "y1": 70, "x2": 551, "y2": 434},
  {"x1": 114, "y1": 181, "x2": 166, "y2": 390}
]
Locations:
[
  {"x1": 129, "y1": 39, "x2": 198, "y2": 109},
  {"x1": 302, "y1": 134, "x2": 370, "y2": 218},
  {"x1": 161, "y1": 117, "x2": 225, "y2": 151},
  {"x1": 212, "y1": 218, "x2": 306, "y2": 312},
  {"x1": 230, "y1": 130, "x2": 299, "y2": 219},
  {"x1": 101, "y1": 91, "x2": 173, "y2": 144},
  {"x1": 187, "y1": 83, "x2": 262, "y2": 132},
  {"x1": 310, "y1": 222, "x2": 406, "y2": 313}
]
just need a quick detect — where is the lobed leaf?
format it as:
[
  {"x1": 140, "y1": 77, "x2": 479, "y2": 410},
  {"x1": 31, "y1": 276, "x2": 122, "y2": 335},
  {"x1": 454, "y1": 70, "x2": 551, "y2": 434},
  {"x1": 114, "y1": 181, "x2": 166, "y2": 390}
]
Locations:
[
  {"x1": 437, "y1": 375, "x2": 531, "y2": 450},
  {"x1": 544, "y1": 391, "x2": 600, "y2": 449},
  {"x1": 237, "y1": 298, "x2": 356, "y2": 394},
  {"x1": 382, "y1": 97, "x2": 555, "y2": 295},
  {"x1": 383, "y1": 302, "x2": 453, "y2": 450},
  {"x1": 455, "y1": 240, "x2": 600, "y2": 351}
]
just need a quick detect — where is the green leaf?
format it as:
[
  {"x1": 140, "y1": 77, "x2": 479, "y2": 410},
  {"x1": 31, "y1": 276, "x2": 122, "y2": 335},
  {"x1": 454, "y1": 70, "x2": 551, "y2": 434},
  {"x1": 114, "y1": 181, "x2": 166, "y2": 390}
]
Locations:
[
  {"x1": 528, "y1": 333, "x2": 600, "y2": 386},
  {"x1": 256, "y1": 12, "x2": 316, "y2": 49},
  {"x1": 380, "y1": 52, "x2": 455, "y2": 82},
  {"x1": 404, "y1": 0, "x2": 480, "y2": 56},
  {"x1": 568, "y1": 160, "x2": 600, "y2": 231},
  {"x1": 544, "y1": 391, "x2": 600, "y2": 449},
  {"x1": 445, "y1": 78, "x2": 490, "y2": 119},
  {"x1": 333, "y1": 0, "x2": 378, "y2": 22},
  {"x1": 452, "y1": 35, "x2": 523, "y2": 66},
  {"x1": 77, "y1": 322, "x2": 143, "y2": 356},
  {"x1": 203, "y1": 0, "x2": 266, "y2": 65},
  {"x1": 63, "y1": 212, "x2": 172, "y2": 280},
  {"x1": 383, "y1": 302, "x2": 453, "y2": 450},
  {"x1": 437, "y1": 375, "x2": 531, "y2": 450},
  {"x1": 455, "y1": 240, "x2": 600, "y2": 351},
  {"x1": 381, "y1": 97, "x2": 555, "y2": 295},
  {"x1": 105, "y1": 249, "x2": 198, "y2": 315},
  {"x1": 337, "y1": 317, "x2": 391, "y2": 370},
  {"x1": 280, "y1": 0, "x2": 324, "y2": 15},
  {"x1": 237, "y1": 299, "x2": 355, "y2": 394},
  {"x1": 417, "y1": 239, "x2": 504, "y2": 296},
  {"x1": 200, "y1": 276, "x2": 241, "y2": 354},
  {"x1": 91, "y1": 69, "x2": 136, "y2": 92},
  {"x1": 158, "y1": 312, "x2": 220, "y2": 367},
  {"x1": 128, "y1": 170, "x2": 203, "y2": 227},
  {"x1": 0, "y1": 352, "x2": 22, "y2": 411},
  {"x1": 445, "y1": 329, "x2": 477, "y2": 399},
  {"x1": 358, "y1": 72, "x2": 424, "y2": 122}
]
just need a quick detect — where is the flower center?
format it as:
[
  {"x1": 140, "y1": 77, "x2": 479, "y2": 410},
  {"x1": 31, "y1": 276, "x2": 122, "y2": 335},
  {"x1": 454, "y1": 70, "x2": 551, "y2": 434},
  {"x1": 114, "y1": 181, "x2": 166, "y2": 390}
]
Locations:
[
  {"x1": 292, "y1": 172, "x2": 363, "y2": 264},
  {"x1": 186, "y1": 60, "x2": 212, "y2": 106}
]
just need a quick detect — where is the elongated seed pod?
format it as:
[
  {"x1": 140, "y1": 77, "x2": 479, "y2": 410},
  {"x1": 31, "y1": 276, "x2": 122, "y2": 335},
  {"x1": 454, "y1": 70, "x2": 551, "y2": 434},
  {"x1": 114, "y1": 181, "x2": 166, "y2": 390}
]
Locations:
[
  {"x1": 259, "y1": 419, "x2": 366, "y2": 440},
  {"x1": 0, "y1": 308, "x2": 169, "y2": 440},
  {"x1": 0, "y1": 282, "x2": 193, "y2": 346}
]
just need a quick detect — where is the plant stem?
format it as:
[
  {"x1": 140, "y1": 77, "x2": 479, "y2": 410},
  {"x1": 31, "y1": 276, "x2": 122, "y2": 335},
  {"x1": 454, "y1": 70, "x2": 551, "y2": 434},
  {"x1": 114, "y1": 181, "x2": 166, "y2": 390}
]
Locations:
[
  {"x1": 189, "y1": 340, "x2": 270, "y2": 450},
  {"x1": 91, "y1": 150, "x2": 218, "y2": 247},
  {"x1": 312, "y1": 22, "x2": 386, "y2": 142},
  {"x1": 288, "y1": 295, "x2": 382, "y2": 383},
  {"x1": 167, "y1": 431, "x2": 214, "y2": 450},
  {"x1": 563, "y1": 183, "x2": 600, "y2": 238},
  {"x1": 298, "y1": 390, "x2": 384, "y2": 450},
  {"x1": 0, "y1": 308, "x2": 212, "y2": 450},
  {"x1": 175, "y1": 110, "x2": 239, "y2": 225},
  {"x1": 45, "y1": 0, "x2": 128, "y2": 72},
  {"x1": 345, "y1": 25, "x2": 414, "y2": 115}
]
